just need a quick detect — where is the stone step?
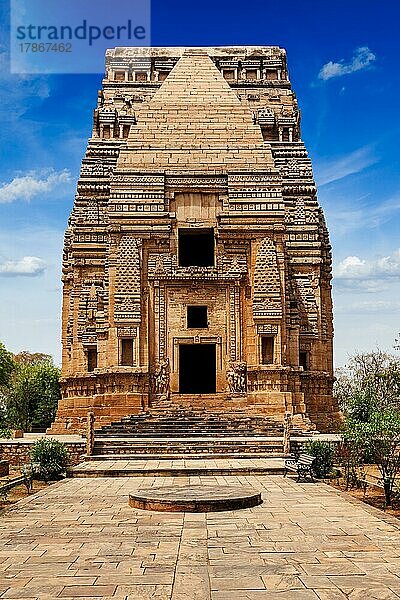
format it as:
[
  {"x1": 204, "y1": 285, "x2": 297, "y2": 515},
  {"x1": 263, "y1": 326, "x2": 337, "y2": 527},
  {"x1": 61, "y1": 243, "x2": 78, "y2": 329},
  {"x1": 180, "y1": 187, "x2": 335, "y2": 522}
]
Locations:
[
  {"x1": 84, "y1": 452, "x2": 285, "y2": 461},
  {"x1": 111, "y1": 421, "x2": 283, "y2": 429},
  {"x1": 95, "y1": 434, "x2": 283, "y2": 445},
  {"x1": 98, "y1": 428, "x2": 283, "y2": 435},
  {"x1": 93, "y1": 446, "x2": 283, "y2": 454},
  {"x1": 100, "y1": 420, "x2": 283, "y2": 431},
  {"x1": 67, "y1": 456, "x2": 286, "y2": 477},
  {"x1": 92, "y1": 442, "x2": 284, "y2": 456},
  {"x1": 95, "y1": 405, "x2": 286, "y2": 457},
  {"x1": 95, "y1": 431, "x2": 281, "y2": 438},
  {"x1": 119, "y1": 412, "x2": 283, "y2": 419}
]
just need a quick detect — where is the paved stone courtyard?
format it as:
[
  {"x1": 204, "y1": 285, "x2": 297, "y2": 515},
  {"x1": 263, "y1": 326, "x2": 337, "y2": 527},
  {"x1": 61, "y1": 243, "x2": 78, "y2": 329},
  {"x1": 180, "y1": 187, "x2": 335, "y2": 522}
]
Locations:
[{"x1": 1, "y1": 475, "x2": 400, "y2": 599}]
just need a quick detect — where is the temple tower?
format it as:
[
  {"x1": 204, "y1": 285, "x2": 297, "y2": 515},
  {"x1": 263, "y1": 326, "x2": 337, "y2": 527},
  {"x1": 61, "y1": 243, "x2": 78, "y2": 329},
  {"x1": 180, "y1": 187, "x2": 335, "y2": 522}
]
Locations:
[{"x1": 49, "y1": 46, "x2": 340, "y2": 434}]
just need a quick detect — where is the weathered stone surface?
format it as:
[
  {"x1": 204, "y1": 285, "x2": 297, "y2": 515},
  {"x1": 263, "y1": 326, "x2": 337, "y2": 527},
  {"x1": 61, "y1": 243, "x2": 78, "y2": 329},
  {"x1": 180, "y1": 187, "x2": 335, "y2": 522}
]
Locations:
[
  {"x1": 128, "y1": 484, "x2": 262, "y2": 512},
  {"x1": 49, "y1": 46, "x2": 340, "y2": 435}
]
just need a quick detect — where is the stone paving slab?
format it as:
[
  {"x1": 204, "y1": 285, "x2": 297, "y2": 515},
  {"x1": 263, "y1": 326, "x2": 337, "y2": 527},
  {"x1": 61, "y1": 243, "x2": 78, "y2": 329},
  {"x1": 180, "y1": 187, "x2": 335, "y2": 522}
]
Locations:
[{"x1": 1, "y1": 475, "x2": 400, "y2": 599}]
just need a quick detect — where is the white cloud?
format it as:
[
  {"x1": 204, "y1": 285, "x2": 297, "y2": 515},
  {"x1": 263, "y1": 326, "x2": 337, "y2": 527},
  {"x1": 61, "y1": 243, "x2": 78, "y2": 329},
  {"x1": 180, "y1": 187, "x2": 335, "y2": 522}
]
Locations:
[
  {"x1": 0, "y1": 169, "x2": 71, "y2": 204},
  {"x1": 335, "y1": 251, "x2": 400, "y2": 280},
  {"x1": 334, "y1": 250, "x2": 400, "y2": 292},
  {"x1": 319, "y1": 47, "x2": 376, "y2": 81},
  {"x1": 0, "y1": 256, "x2": 46, "y2": 277},
  {"x1": 315, "y1": 145, "x2": 377, "y2": 187}
]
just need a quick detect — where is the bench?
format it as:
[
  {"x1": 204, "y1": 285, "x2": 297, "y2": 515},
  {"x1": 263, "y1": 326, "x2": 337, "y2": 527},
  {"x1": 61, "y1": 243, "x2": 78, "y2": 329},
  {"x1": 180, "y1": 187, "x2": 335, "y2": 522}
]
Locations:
[
  {"x1": 0, "y1": 473, "x2": 32, "y2": 498},
  {"x1": 284, "y1": 453, "x2": 316, "y2": 482}
]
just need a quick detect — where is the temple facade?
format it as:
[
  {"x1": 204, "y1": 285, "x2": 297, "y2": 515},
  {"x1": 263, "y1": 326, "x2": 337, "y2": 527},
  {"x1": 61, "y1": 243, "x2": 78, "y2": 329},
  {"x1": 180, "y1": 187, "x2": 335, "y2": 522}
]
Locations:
[{"x1": 49, "y1": 46, "x2": 341, "y2": 435}]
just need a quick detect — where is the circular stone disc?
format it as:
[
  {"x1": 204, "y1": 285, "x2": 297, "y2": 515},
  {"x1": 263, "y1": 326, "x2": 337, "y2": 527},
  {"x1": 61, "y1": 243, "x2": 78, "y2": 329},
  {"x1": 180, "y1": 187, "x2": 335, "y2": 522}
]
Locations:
[{"x1": 128, "y1": 484, "x2": 262, "y2": 512}]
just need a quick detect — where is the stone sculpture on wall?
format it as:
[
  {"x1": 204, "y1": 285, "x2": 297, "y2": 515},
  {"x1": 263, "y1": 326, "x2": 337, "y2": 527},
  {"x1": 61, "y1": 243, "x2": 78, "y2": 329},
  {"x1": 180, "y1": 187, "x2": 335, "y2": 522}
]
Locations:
[
  {"x1": 151, "y1": 358, "x2": 170, "y2": 399},
  {"x1": 227, "y1": 361, "x2": 247, "y2": 394}
]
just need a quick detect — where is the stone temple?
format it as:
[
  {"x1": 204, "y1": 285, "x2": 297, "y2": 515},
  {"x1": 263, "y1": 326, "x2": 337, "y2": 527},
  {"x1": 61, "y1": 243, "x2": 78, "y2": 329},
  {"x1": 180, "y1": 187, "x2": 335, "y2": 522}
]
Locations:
[{"x1": 49, "y1": 46, "x2": 341, "y2": 436}]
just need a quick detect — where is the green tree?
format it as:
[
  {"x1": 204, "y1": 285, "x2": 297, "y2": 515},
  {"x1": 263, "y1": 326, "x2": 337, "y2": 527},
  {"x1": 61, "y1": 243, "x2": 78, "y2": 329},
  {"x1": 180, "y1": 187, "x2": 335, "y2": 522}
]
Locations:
[
  {"x1": 13, "y1": 351, "x2": 53, "y2": 365},
  {"x1": 343, "y1": 410, "x2": 400, "y2": 506},
  {"x1": 4, "y1": 357, "x2": 61, "y2": 431},
  {"x1": 0, "y1": 341, "x2": 15, "y2": 387},
  {"x1": 0, "y1": 342, "x2": 16, "y2": 432},
  {"x1": 335, "y1": 351, "x2": 400, "y2": 421}
]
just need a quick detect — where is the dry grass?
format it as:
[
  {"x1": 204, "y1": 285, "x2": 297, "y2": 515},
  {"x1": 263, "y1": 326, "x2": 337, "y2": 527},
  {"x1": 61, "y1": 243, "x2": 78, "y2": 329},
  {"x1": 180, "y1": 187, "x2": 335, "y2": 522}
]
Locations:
[
  {"x1": 330, "y1": 477, "x2": 400, "y2": 519},
  {"x1": 0, "y1": 476, "x2": 51, "y2": 512}
]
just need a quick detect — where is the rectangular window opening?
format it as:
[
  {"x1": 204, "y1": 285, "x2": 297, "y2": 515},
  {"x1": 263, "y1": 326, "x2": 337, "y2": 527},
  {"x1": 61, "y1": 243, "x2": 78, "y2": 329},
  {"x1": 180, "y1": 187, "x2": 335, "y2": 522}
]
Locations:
[
  {"x1": 87, "y1": 347, "x2": 97, "y2": 372},
  {"x1": 121, "y1": 338, "x2": 134, "y2": 366},
  {"x1": 223, "y1": 69, "x2": 235, "y2": 80},
  {"x1": 178, "y1": 228, "x2": 214, "y2": 267},
  {"x1": 261, "y1": 125, "x2": 276, "y2": 141},
  {"x1": 187, "y1": 306, "x2": 208, "y2": 329},
  {"x1": 246, "y1": 69, "x2": 257, "y2": 80},
  {"x1": 299, "y1": 351, "x2": 309, "y2": 370},
  {"x1": 266, "y1": 70, "x2": 277, "y2": 80},
  {"x1": 135, "y1": 71, "x2": 147, "y2": 82},
  {"x1": 261, "y1": 336, "x2": 274, "y2": 365}
]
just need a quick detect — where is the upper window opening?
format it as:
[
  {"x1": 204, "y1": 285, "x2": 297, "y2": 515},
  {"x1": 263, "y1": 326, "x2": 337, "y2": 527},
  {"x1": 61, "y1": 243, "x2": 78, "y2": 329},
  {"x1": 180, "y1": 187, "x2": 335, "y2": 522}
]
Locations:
[
  {"x1": 135, "y1": 72, "x2": 147, "y2": 82},
  {"x1": 187, "y1": 306, "x2": 208, "y2": 329},
  {"x1": 178, "y1": 229, "x2": 214, "y2": 267},
  {"x1": 299, "y1": 351, "x2": 309, "y2": 370},
  {"x1": 223, "y1": 69, "x2": 235, "y2": 80},
  {"x1": 246, "y1": 69, "x2": 257, "y2": 80},
  {"x1": 87, "y1": 347, "x2": 97, "y2": 372},
  {"x1": 121, "y1": 338, "x2": 134, "y2": 366},
  {"x1": 261, "y1": 336, "x2": 274, "y2": 365}
]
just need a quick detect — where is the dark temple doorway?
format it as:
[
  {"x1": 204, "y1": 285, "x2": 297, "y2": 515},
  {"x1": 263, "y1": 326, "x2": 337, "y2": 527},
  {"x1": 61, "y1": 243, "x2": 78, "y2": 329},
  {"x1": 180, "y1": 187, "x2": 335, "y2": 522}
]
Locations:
[{"x1": 179, "y1": 344, "x2": 216, "y2": 393}]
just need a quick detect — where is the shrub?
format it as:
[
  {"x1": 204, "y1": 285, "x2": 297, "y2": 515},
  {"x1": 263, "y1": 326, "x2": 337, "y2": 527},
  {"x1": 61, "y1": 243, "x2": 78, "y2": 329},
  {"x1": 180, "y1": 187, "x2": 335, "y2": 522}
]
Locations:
[
  {"x1": 334, "y1": 439, "x2": 363, "y2": 490},
  {"x1": 343, "y1": 410, "x2": 400, "y2": 506},
  {"x1": 304, "y1": 440, "x2": 335, "y2": 478},
  {"x1": 30, "y1": 438, "x2": 69, "y2": 481}
]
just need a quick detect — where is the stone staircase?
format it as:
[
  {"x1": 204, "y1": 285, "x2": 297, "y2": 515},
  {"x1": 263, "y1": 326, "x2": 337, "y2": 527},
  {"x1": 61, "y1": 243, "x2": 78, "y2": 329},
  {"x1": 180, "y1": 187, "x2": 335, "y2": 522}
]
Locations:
[{"x1": 89, "y1": 402, "x2": 286, "y2": 459}]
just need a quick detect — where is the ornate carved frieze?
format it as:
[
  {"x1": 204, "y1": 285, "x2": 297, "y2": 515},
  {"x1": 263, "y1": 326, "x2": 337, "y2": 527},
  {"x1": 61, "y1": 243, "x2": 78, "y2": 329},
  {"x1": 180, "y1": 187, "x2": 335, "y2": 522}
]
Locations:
[
  {"x1": 253, "y1": 237, "x2": 282, "y2": 319},
  {"x1": 293, "y1": 273, "x2": 319, "y2": 334},
  {"x1": 114, "y1": 236, "x2": 142, "y2": 323},
  {"x1": 257, "y1": 324, "x2": 279, "y2": 334},
  {"x1": 117, "y1": 326, "x2": 138, "y2": 337},
  {"x1": 147, "y1": 252, "x2": 248, "y2": 281},
  {"x1": 76, "y1": 280, "x2": 105, "y2": 342},
  {"x1": 166, "y1": 175, "x2": 227, "y2": 190},
  {"x1": 81, "y1": 162, "x2": 114, "y2": 177}
]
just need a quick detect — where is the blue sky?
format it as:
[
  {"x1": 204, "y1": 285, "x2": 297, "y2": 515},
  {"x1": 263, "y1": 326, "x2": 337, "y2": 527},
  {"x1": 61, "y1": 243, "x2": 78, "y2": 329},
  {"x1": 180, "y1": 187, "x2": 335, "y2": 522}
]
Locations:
[{"x1": 0, "y1": 0, "x2": 399, "y2": 367}]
